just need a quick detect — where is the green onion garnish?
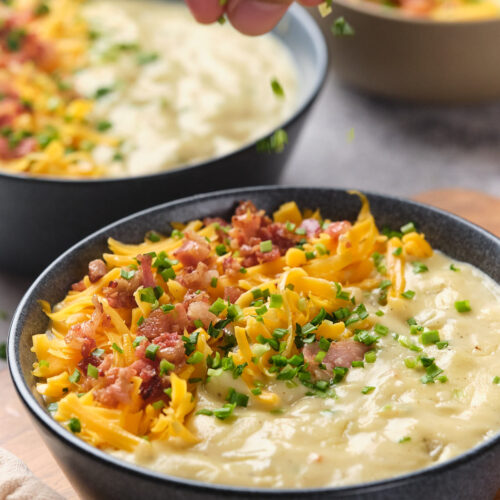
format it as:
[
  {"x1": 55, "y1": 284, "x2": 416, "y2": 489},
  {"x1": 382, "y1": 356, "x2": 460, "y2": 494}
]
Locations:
[
  {"x1": 87, "y1": 364, "x2": 98, "y2": 379},
  {"x1": 401, "y1": 290, "x2": 416, "y2": 299},
  {"x1": 68, "y1": 417, "x2": 81, "y2": 433},
  {"x1": 454, "y1": 300, "x2": 471, "y2": 313},
  {"x1": 260, "y1": 240, "x2": 273, "y2": 253},
  {"x1": 145, "y1": 344, "x2": 159, "y2": 361}
]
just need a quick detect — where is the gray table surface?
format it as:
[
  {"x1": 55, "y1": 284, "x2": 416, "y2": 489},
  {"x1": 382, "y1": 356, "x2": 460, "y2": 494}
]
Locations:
[{"x1": 1, "y1": 67, "x2": 499, "y2": 359}]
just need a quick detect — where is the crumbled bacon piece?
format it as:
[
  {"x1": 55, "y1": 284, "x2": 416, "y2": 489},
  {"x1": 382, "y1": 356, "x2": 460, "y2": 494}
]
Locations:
[
  {"x1": 177, "y1": 261, "x2": 218, "y2": 291},
  {"x1": 303, "y1": 340, "x2": 370, "y2": 380},
  {"x1": 222, "y1": 256, "x2": 241, "y2": 278},
  {"x1": 153, "y1": 333, "x2": 185, "y2": 366},
  {"x1": 174, "y1": 230, "x2": 211, "y2": 268},
  {"x1": 267, "y1": 223, "x2": 301, "y2": 253},
  {"x1": 65, "y1": 296, "x2": 103, "y2": 349},
  {"x1": 138, "y1": 254, "x2": 155, "y2": 288},
  {"x1": 137, "y1": 304, "x2": 189, "y2": 340},
  {"x1": 187, "y1": 299, "x2": 217, "y2": 329},
  {"x1": 88, "y1": 259, "x2": 107, "y2": 283},
  {"x1": 93, "y1": 366, "x2": 135, "y2": 407},
  {"x1": 255, "y1": 246, "x2": 281, "y2": 264},
  {"x1": 325, "y1": 221, "x2": 352, "y2": 242},
  {"x1": 0, "y1": 136, "x2": 36, "y2": 160},
  {"x1": 71, "y1": 280, "x2": 86, "y2": 292},
  {"x1": 224, "y1": 286, "x2": 244, "y2": 303},
  {"x1": 299, "y1": 218, "x2": 321, "y2": 238},
  {"x1": 103, "y1": 271, "x2": 142, "y2": 309}
]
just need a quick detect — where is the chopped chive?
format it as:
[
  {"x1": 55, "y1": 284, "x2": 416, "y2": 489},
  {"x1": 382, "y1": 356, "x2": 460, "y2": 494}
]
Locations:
[
  {"x1": 450, "y1": 264, "x2": 460, "y2": 272},
  {"x1": 270, "y1": 78, "x2": 285, "y2": 98},
  {"x1": 361, "y1": 386, "x2": 375, "y2": 394},
  {"x1": 454, "y1": 300, "x2": 471, "y2": 313},
  {"x1": 374, "y1": 324, "x2": 389, "y2": 336},
  {"x1": 305, "y1": 251, "x2": 315, "y2": 260},
  {"x1": 97, "y1": 120, "x2": 112, "y2": 132},
  {"x1": 400, "y1": 222, "x2": 416, "y2": 235},
  {"x1": 196, "y1": 409, "x2": 213, "y2": 416},
  {"x1": 152, "y1": 400, "x2": 165, "y2": 410},
  {"x1": 226, "y1": 388, "x2": 249, "y2": 407},
  {"x1": 39, "y1": 359, "x2": 50, "y2": 368},
  {"x1": 120, "y1": 268, "x2": 135, "y2": 280},
  {"x1": 260, "y1": 240, "x2": 273, "y2": 253},
  {"x1": 215, "y1": 244, "x2": 227, "y2": 256},
  {"x1": 420, "y1": 330, "x2": 440, "y2": 345},
  {"x1": 399, "y1": 436, "x2": 411, "y2": 443},
  {"x1": 331, "y1": 16, "x2": 355, "y2": 36},
  {"x1": 375, "y1": 310, "x2": 384, "y2": 317},
  {"x1": 436, "y1": 341, "x2": 449, "y2": 350},
  {"x1": 401, "y1": 290, "x2": 416, "y2": 300},
  {"x1": 146, "y1": 231, "x2": 161, "y2": 242},
  {"x1": 392, "y1": 247, "x2": 402, "y2": 256},
  {"x1": 412, "y1": 262, "x2": 429, "y2": 274},
  {"x1": 209, "y1": 297, "x2": 226, "y2": 315},
  {"x1": 111, "y1": 343, "x2": 123, "y2": 354},
  {"x1": 379, "y1": 279, "x2": 392, "y2": 290},
  {"x1": 493, "y1": 376, "x2": 500, "y2": 384},
  {"x1": 352, "y1": 360, "x2": 364, "y2": 368},
  {"x1": 251, "y1": 387, "x2": 262, "y2": 396},
  {"x1": 213, "y1": 403, "x2": 236, "y2": 420},
  {"x1": 160, "y1": 304, "x2": 174, "y2": 313},
  {"x1": 68, "y1": 417, "x2": 81, "y2": 433},
  {"x1": 365, "y1": 351, "x2": 377, "y2": 363},
  {"x1": 269, "y1": 294, "x2": 283, "y2": 309},
  {"x1": 69, "y1": 369, "x2": 81, "y2": 384},
  {"x1": 210, "y1": 277, "x2": 218, "y2": 288},
  {"x1": 145, "y1": 344, "x2": 159, "y2": 361},
  {"x1": 133, "y1": 335, "x2": 146, "y2": 347},
  {"x1": 315, "y1": 243, "x2": 328, "y2": 255},
  {"x1": 315, "y1": 350, "x2": 327, "y2": 363},
  {"x1": 87, "y1": 364, "x2": 98, "y2": 379},
  {"x1": 159, "y1": 359, "x2": 175, "y2": 375},
  {"x1": 404, "y1": 357, "x2": 417, "y2": 369},
  {"x1": 187, "y1": 351, "x2": 204, "y2": 364}
]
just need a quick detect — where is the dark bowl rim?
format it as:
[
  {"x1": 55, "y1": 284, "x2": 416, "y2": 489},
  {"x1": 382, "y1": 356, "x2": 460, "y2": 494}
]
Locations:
[
  {"x1": 8, "y1": 185, "x2": 500, "y2": 496},
  {"x1": 331, "y1": 0, "x2": 500, "y2": 26},
  {"x1": 0, "y1": 5, "x2": 327, "y2": 186}
]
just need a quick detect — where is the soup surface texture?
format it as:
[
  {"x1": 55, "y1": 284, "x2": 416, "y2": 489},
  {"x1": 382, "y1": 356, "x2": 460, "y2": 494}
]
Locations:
[
  {"x1": 31, "y1": 195, "x2": 500, "y2": 488},
  {"x1": 0, "y1": 0, "x2": 296, "y2": 177}
]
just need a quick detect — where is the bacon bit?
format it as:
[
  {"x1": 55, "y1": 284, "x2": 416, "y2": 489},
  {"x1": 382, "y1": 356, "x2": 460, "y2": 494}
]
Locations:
[
  {"x1": 0, "y1": 14, "x2": 58, "y2": 71},
  {"x1": 235, "y1": 200, "x2": 258, "y2": 215},
  {"x1": 138, "y1": 254, "x2": 155, "y2": 288},
  {"x1": 255, "y1": 246, "x2": 281, "y2": 264},
  {"x1": 71, "y1": 280, "x2": 86, "y2": 292},
  {"x1": 0, "y1": 86, "x2": 28, "y2": 127},
  {"x1": 88, "y1": 259, "x2": 107, "y2": 283},
  {"x1": 203, "y1": 217, "x2": 229, "y2": 241},
  {"x1": 138, "y1": 304, "x2": 189, "y2": 340},
  {"x1": 103, "y1": 270, "x2": 142, "y2": 309},
  {"x1": 0, "y1": 136, "x2": 36, "y2": 160},
  {"x1": 222, "y1": 256, "x2": 241, "y2": 278},
  {"x1": 65, "y1": 296, "x2": 103, "y2": 348},
  {"x1": 177, "y1": 261, "x2": 218, "y2": 291},
  {"x1": 174, "y1": 230, "x2": 211, "y2": 268},
  {"x1": 187, "y1": 300, "x2": 217, "y2": 329},
  {"x1": 224, "y1": 286, "x2": 244, "y2": 304},
  {"x1": 299, "y1": 218, "x2": 321, "y2": 238},
  {"x1": 303, "y1": 340, "x2": 370, "y2": 380},
  {"x1": 325, "y1": 221, "x2": 352, "y2": 242},
  {"x1": 153, "y1": 333, "x2": 185, "y2": 366},
  {"x1": 93, "y1": 366, "x2": 135, "y2": 408}
]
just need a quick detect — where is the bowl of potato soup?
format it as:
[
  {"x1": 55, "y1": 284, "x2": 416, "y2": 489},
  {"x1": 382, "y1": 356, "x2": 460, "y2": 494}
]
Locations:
[
  {"x1": 0, "y1": 0, "x2": 327, "y2": 273},
  {"x1": 9, "y1": 186, "x2": 500, "y2": 500}
]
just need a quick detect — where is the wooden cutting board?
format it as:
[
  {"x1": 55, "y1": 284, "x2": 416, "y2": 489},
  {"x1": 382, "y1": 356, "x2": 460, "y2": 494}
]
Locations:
[{"x1": 0, "y1": 188, "x2": 498, "y2": 500}]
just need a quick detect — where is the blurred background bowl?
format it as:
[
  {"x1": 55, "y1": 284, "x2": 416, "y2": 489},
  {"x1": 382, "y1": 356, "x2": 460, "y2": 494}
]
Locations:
[
  {"x1": 0, "y1": 3, "x2": 327, "y2": 276},
  {"x1": 312, "y1": 1, "x2": 500, "y2": 103}
]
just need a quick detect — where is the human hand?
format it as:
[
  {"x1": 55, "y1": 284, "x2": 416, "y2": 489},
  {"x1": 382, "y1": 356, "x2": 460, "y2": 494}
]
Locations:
[{"x1": 185, "y1": 0, "x2": 324, "y2": 36}]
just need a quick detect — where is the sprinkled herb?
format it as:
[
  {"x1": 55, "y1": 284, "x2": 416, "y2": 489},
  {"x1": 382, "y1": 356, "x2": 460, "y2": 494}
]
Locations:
[
  {"x1": 69, "y1": 369, "x2": 81, "y2": 384},
  {"x1": 493, "y1": 376, "x2": 500, "y2": 384},
  {"x1": 251, "y1": 387, "x2": 262, "y2": 396},
  {"x1": 331, "y1": 16, "x2": 355, "y2": 36},
  {"x1": 412, "y1": 262, "x2": 428, "y2": 274},
  {"x1": 34, "y1": 3, "x2": 50, "y2": 16},
  {"x1": 94, "y1": 87, "x2": 113, "y2": 99},
  {"x1": 136, "y1": 316, "x2": 144, "y2": 327},
  {"x1": 217, "y1": 14, "x2": 226, "y2": 24},
  {"x1": 215, "y1": 244, "x2": 227, "y2": 256},
  {"x1": 38, "y1": 360, "x2": 49, "y2": 368},
  {"x1": 152, "y1": 400, "x2": 165, "y2": 410},
  {"x1": 210, "y1": 277, "x2": 218, "y2": 288},
  {"x1": 145, "y1": 344, "x2": 159, "y2": 361},
  {"x1": 0, "y1": 342, "x2": 6, "y2": 360},
  {"x1": 213, "y1": 403, "x2": 236, "y2": 420},
  {"x1": 120, "y1": 268, "x2": 135, "y2": 280},
  {"x1": 269, "y1": 294, "x2": 283, "y2": 309},
  {"x1": 187, "y1": 351, "x2": 204, "y2": 364},
  {"x1": 354, "y1": 330, "x2": 378, "y2": 346},
  {"x1": 137, "y1": 51, "x2": 159, "y2": 65},
  {"x1": 87, "y1": 364, "x2": 98, "y2": 379},
  {"x1": 160, "y1": 304, "x2": 174, "y2": 313},
  {"x1": 399, "y1": 436, "x2": 411, "y2": 443},
  {"x1": 271, "y1": 78, "x2": 285, "y2": 98},
  {"x1": 352, "y1": 360, "x2": 364, "y2": 368},
  {"x1": 450, "y1": 264, "x2": 460, "y2": 272},
  {"x1": 47, "y1": 402, "x2": 58, "y2": 413},
  {"x1": 400, "y1": 222, "x2": 416, "y2": 235},
  {"x1": 182, "y1": 331, "x2": 199, "y2": 356},
  {"x1": 379, "y1": 280, "x2": 392, "y2": 290},
  {"x1": 111, "y1": 343, "x2": 123, "y2": 354},
  {"x1": 374, "y1": 324, "x2": 389, "y2": 336},
  {"x1": 256, "y1": 129, "x2": 288, "y2": 153},
  {"x1": 454, "y1": 300, "x2": 471, "y2": 313},
  {"x1": 372, "y1": 252, "x2": 387, "y2": 274},
  {"x1": 401, "y1": 290, "x2": 416, "y2": 300},
  {"x1": 196, "y1": 409, "x2": 214, "y2": 416},
  {"x1": 365, "y1": 351, "x2": 377, "y2": 363},
  {"x1": 392, "y1": 247, "x2": 402, "y2": 256},
  {"x1": 97, "y1": 120, "x2": 112, "y2": 132},
  {"x1": 260, "y1": 240, "x2": 273, "y2": 253},
  {"x1": 375, "y1": 310, "x2": 384, "y2": 317},
  {"x1": 226, "y1": 388, "x2": 249, "y2": 407},
  {"x1": 146, "y1": 231, "x2": 161, "y2": 242},
  {"x1": 404, "y1": 357, "x2": 417, "y2": 369},
  {"x1": 436, "y1": 341, "x2": 449, "y2": 350},
  {"x1": 68, "y1": 417, "x2": 81, "y2": 433},
  {"x1": 421, "y1": 330, "x2": 440, "y2": 345},
  {"x1": 361, "y1": 386, "x2": 375, "y2": 394},
  {"x1": 6, "y1": 28, "x2": 26, "y2": 51}
]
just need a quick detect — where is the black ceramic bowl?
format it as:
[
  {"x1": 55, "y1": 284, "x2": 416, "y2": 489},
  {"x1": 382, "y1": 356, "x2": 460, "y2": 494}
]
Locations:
[
  {"x1": 8, "y1": 186, "x2": 500, "y2": 500},
  {"x1": 0, "y1": 4, "x2": 327, "y2": 276}
]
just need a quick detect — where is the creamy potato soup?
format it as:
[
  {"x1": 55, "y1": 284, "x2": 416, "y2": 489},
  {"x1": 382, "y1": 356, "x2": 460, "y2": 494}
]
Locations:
[
  {"x1": 0, "y1": 0, "x2": 296, "y2": 177},
  {"x1": 32, "y1": 196, "x2": 500, "y2": 488}
]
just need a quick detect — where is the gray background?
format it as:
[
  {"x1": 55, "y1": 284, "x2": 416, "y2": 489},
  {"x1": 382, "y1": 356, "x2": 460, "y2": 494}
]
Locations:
[{"x1": 1, "y1": 63, "x2": 499, "y2": 355}]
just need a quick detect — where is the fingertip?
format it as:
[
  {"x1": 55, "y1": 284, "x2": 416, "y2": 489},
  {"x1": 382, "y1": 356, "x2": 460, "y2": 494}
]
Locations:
[
  {"x1": 298, "y1": 0, "x2": 325, "y2": 5},
  {"x1": 227, "y1": 0, "x2": 290, "y2": 36},
  {"x1": 185, "y1": 0, "x2": 224, "y2": 24}
]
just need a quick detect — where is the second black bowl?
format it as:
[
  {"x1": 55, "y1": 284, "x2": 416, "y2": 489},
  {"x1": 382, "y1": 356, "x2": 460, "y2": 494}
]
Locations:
[{"x1": 0, "y1": 5, "x2": 327, "y2": 275}]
